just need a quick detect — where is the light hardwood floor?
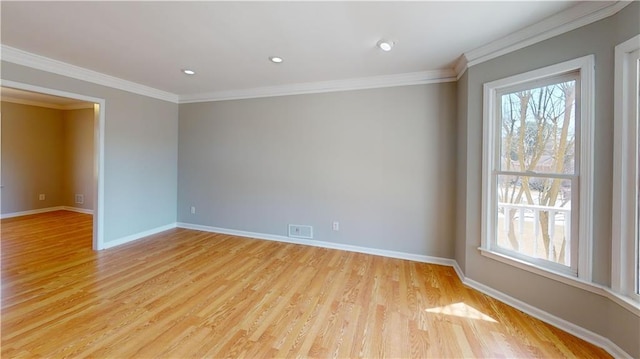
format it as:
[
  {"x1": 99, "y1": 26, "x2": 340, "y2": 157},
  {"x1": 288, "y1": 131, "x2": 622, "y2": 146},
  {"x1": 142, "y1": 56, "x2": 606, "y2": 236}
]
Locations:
[{"x1": 2, "y1": 210, "x2": 610, "y2": 358}]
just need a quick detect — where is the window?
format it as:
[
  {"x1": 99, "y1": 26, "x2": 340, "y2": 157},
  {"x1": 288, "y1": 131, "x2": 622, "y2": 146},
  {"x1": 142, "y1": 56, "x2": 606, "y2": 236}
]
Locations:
[
  {"x1": 612, "y1": 35, "x2": 640, "y2": 302},
  {"x1": 481, "y1": 56, "x2": 594, "y2": 280}
]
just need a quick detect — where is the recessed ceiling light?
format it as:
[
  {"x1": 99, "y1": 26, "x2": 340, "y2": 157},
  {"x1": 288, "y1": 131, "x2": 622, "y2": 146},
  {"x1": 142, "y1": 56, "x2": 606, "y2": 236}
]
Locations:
[
  {"x1": 182, "y1": 69, "x2": 196, "y2": 75},
  {"x1": 377, "y1": 40, "x2": 394, "y2": 52},
  {"x1": 269, "y1": 56, "x2": 284, "y2": 63}
]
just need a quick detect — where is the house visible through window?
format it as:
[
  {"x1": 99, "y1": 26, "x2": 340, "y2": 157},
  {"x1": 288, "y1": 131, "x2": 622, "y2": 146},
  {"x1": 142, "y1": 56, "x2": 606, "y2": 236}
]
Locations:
[{"x1": 482, "y1": 56, "x2": 594, "y2": 280}]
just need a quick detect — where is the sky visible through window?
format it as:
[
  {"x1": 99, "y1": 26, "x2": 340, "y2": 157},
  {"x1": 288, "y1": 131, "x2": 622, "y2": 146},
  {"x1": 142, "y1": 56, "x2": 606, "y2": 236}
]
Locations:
[{"x1": 496, "y1": 79, "x2": 577, "y2": 266}]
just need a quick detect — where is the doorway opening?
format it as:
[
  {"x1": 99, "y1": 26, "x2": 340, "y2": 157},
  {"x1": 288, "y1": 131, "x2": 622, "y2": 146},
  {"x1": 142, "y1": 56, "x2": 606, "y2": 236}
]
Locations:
[{"x1": 0, "y1": 81, "x2": 105, "y2": 250}]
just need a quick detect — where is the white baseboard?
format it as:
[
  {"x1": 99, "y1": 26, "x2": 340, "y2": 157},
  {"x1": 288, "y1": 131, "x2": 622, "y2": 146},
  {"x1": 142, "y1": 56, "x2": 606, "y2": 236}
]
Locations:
[
  {"x1": 1, "y1": 206, "x2": 65, "y2": 219},
  {"x1": 176, "y1": 222, "x2": 455, "y2": 267},
  {"x1": 1, "y1": 206, "x2": 94, "y2": 219},
  {"x1": 177, "y1": 221, "x2": 631, "y2": 359},
  {"x1": 61, "y1": 206, "x2": 94, "y2": 215},
  {"x1": 101, "y1": 222, "x2": 177, "y2": 250},
  {"x1": 2, "y1": 209, "x2": 631, "y2": 357},
  {"x1": 458, "y1": 275, "x2": 632, "y2": 359},
  {"x1": 451, "y1": 260, "x2": 465, "y2": 282}
]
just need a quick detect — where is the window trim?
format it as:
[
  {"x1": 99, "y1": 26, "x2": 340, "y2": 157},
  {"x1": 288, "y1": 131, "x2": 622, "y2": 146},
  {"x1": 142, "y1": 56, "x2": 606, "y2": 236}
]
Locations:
[
  {"x1": 493, "y1": 71, "x2": 581, "y2": 276},
  {"x1": 612, "y1": 34, "x2": 640, "y2": 302},
  {"x1": 481, "y1": 55, "x2": 594, "y2": 281}
]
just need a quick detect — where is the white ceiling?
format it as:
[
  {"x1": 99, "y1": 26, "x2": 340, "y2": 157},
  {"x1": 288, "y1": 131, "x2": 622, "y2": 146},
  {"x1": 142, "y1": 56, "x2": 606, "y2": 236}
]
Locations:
[{"x1": 0, "y1": 1, "x2": 592, "y2": 98}]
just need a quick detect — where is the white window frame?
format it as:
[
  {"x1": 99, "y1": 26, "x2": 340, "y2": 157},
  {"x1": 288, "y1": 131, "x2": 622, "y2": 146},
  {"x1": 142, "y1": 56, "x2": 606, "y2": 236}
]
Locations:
[
  {"x1": 480, "y1": 55, "x2": 594, "y2": 282},
  {"x1": 612, "y1": 34, "x2": 640, "y2": 302}
]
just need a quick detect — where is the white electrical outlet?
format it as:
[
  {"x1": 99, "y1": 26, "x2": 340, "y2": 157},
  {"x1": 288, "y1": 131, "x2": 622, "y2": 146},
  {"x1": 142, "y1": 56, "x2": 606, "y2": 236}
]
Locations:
[
  {"x1": 39, "y1": 194, "x2": 45, "y2": 201},
  {"x1": 75, "y1": 194, "x2": 84, "y2": 204},
  {"x1": 332, "y1": 221, "x2": 339, "y2": 231},
  {"x1": 190, "y1": 206, "x2": 196, "y2": 214}
]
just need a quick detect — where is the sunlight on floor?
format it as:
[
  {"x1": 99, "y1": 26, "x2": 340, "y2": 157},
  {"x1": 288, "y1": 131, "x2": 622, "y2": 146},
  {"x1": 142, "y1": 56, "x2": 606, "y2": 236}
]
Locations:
[{"x1": 425, "y1": 302, "x2": 498, "y2": 323}]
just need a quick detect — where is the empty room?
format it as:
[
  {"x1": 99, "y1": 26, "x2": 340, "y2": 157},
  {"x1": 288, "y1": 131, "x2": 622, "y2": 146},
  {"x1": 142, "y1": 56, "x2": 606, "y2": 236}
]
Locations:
[{"x1": 1, "y1": 1, "x2": 639, "y2": 358}]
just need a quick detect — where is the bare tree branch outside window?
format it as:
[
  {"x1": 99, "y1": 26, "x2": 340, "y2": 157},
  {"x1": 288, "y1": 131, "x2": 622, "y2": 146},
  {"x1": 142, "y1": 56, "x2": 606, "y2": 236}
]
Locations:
[{"x1": 497, "y1": 80, "x2": 576, "y2": 265}]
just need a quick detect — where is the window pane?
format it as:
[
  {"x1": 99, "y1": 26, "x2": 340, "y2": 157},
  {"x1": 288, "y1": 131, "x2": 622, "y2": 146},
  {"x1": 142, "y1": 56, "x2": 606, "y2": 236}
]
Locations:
[
  {"x1": 500, "y1": 80, "x2": 576, "y2": 175},
  {"x1": 496, "y1": 174, "x2": 571, "y2": 266}
]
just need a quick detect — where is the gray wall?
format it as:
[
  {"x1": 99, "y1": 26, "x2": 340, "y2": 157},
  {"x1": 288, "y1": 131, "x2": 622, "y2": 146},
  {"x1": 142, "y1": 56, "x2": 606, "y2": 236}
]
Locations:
[
  {"x1": 1, "y1": 102, "x2": 95, "y2": 213},
  {"x1": 178, "y1": 84, "x2": 457, "y2": 257},
  {"x1": 2, "y1": 3, "x2": 636, "y2": 355},
  {"x1": 454, "y1": 71, "x2": 468, "y2": 273},
  {"x1": 1, "y1": 62, "x2": 179, "y2": 243},
  {"x1": 456, "y1": 2, "x2": 640, "y2": 356},
  {"x1": 1, "y1": 101, "x2": 64, "y2": 212},
  {"x1": 62, "y1": 108, "x2": 94, "y2": 210}
]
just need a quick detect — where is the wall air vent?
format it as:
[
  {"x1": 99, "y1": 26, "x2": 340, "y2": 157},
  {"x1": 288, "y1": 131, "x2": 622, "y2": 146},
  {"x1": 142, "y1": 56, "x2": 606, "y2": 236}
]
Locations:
[{"x1": 288, "y1": 224, "x2": 313, "y2": 239}]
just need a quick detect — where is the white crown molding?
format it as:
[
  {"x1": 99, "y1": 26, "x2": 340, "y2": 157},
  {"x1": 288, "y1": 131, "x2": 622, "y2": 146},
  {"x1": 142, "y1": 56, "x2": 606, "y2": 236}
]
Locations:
[
  {"x1": 2, "y1": 43, "x2": 455, "y2": 104},
  {"x1": 458, "y1": 1, "x2": 632, "y2": 76},
  {"x1": 1, "y1": 45, "x2": 179, "y2": 103},
  {"x1": 179, "y1": 69, "x2": 456, "y2": 103},
  {"x1": 1, "y1": 95, "x2": 94, "y2": 110},
  {"x1": 453, "y1": 55, "x2": 468, "y2": 80},
  {"x1": 1, "y1": 1, "x2": 629, "y2": 103}
]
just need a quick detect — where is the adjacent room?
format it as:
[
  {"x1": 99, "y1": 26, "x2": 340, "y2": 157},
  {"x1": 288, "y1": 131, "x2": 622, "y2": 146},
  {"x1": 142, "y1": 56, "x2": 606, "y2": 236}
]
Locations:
[
  {"x1": 1, "y1": 88, "x2": 96, "y2": 218},
  {"x1": 1, "y1": 1, "x2": 638, "y2": 358}
]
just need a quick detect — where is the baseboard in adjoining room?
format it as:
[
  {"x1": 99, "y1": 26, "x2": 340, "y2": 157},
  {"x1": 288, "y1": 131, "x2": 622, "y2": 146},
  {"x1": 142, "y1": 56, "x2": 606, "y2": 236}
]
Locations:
[
  {"x1": 61, "y1": 206, "x2": 94, "y2": 215},
  {"x1": 0, "y1": 206, "x2": 65, "y2": 219},
  {"x1": 0, "y1": 206, "x2": 94, "y2": 219}
]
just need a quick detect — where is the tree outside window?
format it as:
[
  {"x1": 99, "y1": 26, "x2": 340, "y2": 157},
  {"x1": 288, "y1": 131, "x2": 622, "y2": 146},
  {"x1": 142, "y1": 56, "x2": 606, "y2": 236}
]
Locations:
[{"x1": 496, "y1": 76, "x2": 577, "y2": 267}]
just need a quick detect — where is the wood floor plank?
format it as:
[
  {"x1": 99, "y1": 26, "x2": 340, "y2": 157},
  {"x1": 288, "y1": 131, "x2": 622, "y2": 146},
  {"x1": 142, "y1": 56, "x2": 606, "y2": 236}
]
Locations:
[{"x1": 2, "y1": 210, "x2": 612, "y2": 358}]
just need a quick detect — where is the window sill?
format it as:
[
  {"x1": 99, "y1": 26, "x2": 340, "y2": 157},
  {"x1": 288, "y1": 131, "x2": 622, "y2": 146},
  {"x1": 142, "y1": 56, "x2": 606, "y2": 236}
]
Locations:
[{"x1": 478, "y1": 247, "x2": 640, "y2": 316}]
